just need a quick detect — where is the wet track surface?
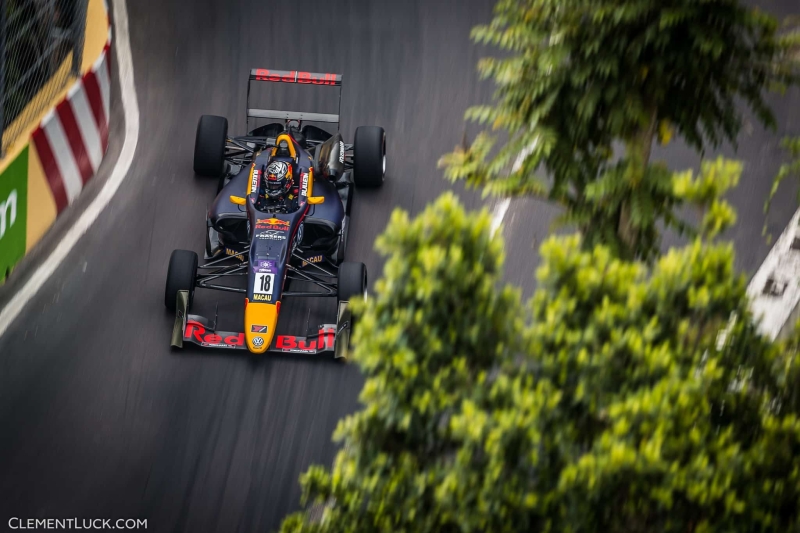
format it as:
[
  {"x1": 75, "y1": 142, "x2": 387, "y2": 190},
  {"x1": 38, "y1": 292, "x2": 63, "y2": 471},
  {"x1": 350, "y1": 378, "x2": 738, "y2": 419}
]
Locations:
[
  {"x1": 0, "y1": 0, "x2": 798, "y2": 531},
  {"x1": 0, "y1": 1, "x2": 494, "y2": 531}
]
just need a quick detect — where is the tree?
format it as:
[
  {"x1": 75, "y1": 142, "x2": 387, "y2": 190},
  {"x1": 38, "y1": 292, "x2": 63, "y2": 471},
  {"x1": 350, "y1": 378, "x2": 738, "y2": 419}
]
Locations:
[
  {"x1": 440, "y1": 0, "x2": 799, "y2": 259},
  {"x1": 280, "y1": 192, "x2": 527, "y2": 533},
  {"x1": 279, "y1": 193, "x2": 800, "y2": 533}
]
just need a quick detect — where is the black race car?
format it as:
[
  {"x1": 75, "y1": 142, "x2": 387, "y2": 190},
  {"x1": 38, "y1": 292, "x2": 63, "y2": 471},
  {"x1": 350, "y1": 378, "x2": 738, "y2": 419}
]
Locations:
[{"x1": 165, "y1": 68, "x2": 386, "y2": 356}]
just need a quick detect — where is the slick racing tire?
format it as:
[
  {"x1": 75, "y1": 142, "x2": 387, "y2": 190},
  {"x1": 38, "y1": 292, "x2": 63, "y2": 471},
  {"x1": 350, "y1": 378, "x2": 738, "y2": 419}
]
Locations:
[
  {"x1": 353, "y1": 126, "x2": 385, "y2": 188},
  {"x1": 194, "y1": 115, "x2": 228, "y2": 178},
  {"x1": 337, "y1": 262, "x2": 367, "y2": 302},
  {"x1": 165, "y1": 249, "x2": 198, "y2": 312}
]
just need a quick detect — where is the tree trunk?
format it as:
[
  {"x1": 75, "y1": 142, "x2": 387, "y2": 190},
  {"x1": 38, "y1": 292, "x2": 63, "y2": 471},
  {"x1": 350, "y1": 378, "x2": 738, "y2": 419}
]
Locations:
[{"x1": 618, "y1": 108, "x2": 658, "y2": 258}]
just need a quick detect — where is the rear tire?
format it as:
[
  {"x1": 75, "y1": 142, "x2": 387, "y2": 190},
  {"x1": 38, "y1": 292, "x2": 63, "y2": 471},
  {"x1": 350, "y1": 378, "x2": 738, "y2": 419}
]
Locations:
[
  {"x1": 194, "y1": 115, "x2": 227, "y2": 178},
  {"x1": 165, "y1": 250, "x2": 198, "y2": 311},
  {"x1": 337, "y1": 261, "x2": 367, "y2": 302},
  {"x1": 353, "y1": 126, "x2": 385, "y2": 188}
]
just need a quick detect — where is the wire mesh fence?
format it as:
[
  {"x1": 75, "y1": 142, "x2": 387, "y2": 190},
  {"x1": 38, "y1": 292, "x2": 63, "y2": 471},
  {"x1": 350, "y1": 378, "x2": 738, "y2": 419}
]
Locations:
[{"x1": 1, "y1": 0, "x2": 88, "y2": 156}]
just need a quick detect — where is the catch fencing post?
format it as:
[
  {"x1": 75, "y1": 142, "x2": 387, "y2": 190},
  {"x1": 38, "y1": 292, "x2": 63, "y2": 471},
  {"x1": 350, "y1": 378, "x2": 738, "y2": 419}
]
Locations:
[{"x1": 0, "y1": 2, "x2": 6, "y2": 158}]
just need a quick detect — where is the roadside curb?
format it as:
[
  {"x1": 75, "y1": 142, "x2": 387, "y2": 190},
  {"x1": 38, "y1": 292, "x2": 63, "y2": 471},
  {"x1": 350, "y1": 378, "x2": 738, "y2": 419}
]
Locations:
[{"x1": 31, "y1": 39, "x2": 112, "y2": 218}]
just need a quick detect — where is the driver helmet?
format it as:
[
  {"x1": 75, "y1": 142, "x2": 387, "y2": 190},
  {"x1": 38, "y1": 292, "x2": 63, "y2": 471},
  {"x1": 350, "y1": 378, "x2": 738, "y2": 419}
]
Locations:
[{"x1": 263, "y1": 157, "x2": 294, "y2": 198}]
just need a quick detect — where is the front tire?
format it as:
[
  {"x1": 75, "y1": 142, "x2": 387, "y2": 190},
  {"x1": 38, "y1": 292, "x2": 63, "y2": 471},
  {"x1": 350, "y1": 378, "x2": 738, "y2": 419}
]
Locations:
[
  {"x1": 194, "y1": 115, "x2": 227, "y2": 178},
  {"x1": 337, "y1": 261, "x2": 367, "y2": 302},
  {"x1": 353, "y1": 126, "x2": 385, "y2": 188},
  {"x1": 165, "y1": 250, "x2": 198, "y2": 311}
]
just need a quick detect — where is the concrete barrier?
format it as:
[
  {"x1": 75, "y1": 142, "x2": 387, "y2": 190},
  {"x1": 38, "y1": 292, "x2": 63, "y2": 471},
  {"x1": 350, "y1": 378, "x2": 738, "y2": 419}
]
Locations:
[{"x1": 0, "y1": 0, "x2": 111, "y2": 281}]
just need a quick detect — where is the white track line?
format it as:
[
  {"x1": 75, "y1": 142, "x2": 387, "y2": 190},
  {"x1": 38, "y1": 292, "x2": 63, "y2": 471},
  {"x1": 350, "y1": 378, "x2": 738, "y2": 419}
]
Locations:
[
  {"x1": 0, "y1": 0, "x2": 139, "y2": 339},
  {"x1": 491, "y1": 139, "x2": 538, "y2": 235},
  {"x1": 490, "y1": 199, "x2": 510, "y2": 236}
]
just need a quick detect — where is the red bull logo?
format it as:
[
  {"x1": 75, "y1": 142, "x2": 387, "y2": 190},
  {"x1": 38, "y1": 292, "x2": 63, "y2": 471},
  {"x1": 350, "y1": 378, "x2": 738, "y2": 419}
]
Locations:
[
  {"x1": 255, "y1": 218, "x2": 291, "y2": 231},
  {"x1": 184, "y1": 322, "x2": 245, "y2": 348}
]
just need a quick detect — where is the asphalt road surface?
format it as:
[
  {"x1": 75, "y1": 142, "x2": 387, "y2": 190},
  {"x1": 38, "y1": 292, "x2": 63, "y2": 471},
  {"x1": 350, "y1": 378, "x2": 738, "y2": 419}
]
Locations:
[
  {"x1": 0, "y1": 1, "x2": 495, "y2": 531},
  {"x1": 0, "y1": 0, "x2": 798, "y2": 532}
]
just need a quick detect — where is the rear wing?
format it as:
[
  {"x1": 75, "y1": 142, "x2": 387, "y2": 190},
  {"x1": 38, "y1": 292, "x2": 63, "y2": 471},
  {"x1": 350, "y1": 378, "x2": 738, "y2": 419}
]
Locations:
[{"x1": 246, "y1": 68, "x2": 343, "y2": 128}]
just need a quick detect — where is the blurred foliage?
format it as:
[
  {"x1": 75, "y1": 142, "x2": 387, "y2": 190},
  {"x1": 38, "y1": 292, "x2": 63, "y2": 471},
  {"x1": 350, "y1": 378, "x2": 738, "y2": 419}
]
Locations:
[
  {"x1": 440, "y1": 0, "x2": 800, "y2": 260},
  {"x1": 279, "y1": 193, "x2": 800, "y2": 533}
]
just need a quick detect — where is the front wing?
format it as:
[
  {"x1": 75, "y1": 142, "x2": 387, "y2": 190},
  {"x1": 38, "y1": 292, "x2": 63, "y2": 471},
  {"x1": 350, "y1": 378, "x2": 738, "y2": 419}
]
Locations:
[{"x1": 170, "y1": 290, "x2": 352, "y2": 358}]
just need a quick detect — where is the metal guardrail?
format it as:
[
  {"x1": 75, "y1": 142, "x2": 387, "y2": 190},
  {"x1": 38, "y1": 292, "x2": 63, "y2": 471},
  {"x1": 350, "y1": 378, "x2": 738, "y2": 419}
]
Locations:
[{"x1": 0, "y1": 0, "x2": 88, "y2": 157}]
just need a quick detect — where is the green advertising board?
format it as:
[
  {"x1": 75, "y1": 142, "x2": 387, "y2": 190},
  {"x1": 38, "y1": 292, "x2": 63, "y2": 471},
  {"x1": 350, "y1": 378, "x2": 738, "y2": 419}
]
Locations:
[{"x1": 0, "y1": 147, "x2": 29, "y2": 281}]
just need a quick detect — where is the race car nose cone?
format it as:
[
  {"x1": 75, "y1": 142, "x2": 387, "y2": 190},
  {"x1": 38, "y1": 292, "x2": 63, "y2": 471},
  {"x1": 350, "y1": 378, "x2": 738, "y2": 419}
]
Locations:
[{"x1": 245, "y1": 301, "x2": 279, "y2": 353}]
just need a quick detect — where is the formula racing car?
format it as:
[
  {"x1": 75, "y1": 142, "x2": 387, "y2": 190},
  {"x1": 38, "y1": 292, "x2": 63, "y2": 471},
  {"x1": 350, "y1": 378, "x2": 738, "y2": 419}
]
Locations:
[{"x1": 164, "y1": 68, "x2": 386, "y2": 356}]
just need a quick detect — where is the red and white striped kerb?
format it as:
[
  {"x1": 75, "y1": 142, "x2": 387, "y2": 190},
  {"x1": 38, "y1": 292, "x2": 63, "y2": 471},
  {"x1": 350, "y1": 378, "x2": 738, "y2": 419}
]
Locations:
[{"x1": 32, "y1": 37, "x2": 113, "y2": 214}]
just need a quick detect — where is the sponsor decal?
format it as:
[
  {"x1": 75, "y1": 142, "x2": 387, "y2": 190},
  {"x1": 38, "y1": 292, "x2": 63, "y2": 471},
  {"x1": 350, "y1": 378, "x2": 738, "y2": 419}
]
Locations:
[
  {"x1": 256, "y1": 260, "x2": 275, "y2": 272},
  {"x1": 257, "y1": 224, "x2": 290, "y2": 231},
  {"x1": 338, "y1": 141, "x2": 345, "y2": 163},
  {"x1": 184, "y1": 322, "x2": 246, "y2": 348},
  {"x1": 256, "y1": 230, "x2": 286, "y2": 240},
  {"x1": 225, "y1": 248, "x2": 245, "y2": 261},
  {"x1": 252, "y1": 293, "x2": 272, "y2": 302},
  {"x1": 301, "y1": 255, "x2": 324, "y2": 267},
  {"x1": 253, "y1": 69, "x2": 340, "y2": 86},
  {"x1": 0, "y1": 147, "x2": 28, "y2": 278},
  {"x1": 250, "y1": 167, "x2": 259, "y2": 192},
  {"x1": 184, "y1": 322, "x2": 336, "y2": 353},
  {"x1": 255, "y1": 218, "x2": 290, "y2": 230},
  {"x1": 258, "y1": 224, "x2": 288, "y2": 231},
  {"x1": 251, "y1": 325, "x2": 268, "y2": 333},
  {"x1": 0, "y1": 190, "x2": 18, "y2": 241},
  {"x1": 253, "y1": 272, "x2": 275, "y2": 295},
  {"x1": 275, "y1": 327, "x2": 336, "y2": 353},
  {"x1": 300, "y1": 172, "x2": 309, "y2": 197}
]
